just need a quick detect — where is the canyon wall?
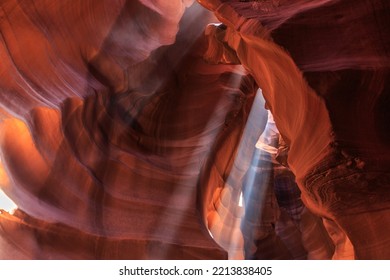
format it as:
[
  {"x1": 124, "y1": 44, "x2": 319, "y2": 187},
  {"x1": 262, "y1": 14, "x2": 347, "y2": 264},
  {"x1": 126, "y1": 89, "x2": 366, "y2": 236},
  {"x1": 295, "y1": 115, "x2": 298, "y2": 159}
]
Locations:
[{"x1": 0, "y1": 0, "x2": 389, "y2": 259}]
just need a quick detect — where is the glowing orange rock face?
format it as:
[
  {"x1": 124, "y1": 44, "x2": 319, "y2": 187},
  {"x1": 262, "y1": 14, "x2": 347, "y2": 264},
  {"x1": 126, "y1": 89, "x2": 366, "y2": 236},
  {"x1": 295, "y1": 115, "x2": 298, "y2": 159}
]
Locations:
[
  {"x1": 0, "y1": 0, "x2": 258, "y2": 259},
  {"x1": 0, "y1": 0, "x2": 389, "y2": 259},
  {"x1": 199, "y1": 0, "x2": 390, "y2": 259}
]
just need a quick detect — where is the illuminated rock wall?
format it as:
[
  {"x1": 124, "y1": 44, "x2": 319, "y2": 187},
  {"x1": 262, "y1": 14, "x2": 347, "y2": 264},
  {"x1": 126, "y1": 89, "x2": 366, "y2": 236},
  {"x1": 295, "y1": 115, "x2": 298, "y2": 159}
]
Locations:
[
  {"x1": 0, "y1": 0, "x2": 236, "y2": 259},
  {"x1": 0, "y1": 0, "x2": 389, "y2": 259},
  {"x1": 198, "y1": 0, "x2": 390, "y2": 259}
]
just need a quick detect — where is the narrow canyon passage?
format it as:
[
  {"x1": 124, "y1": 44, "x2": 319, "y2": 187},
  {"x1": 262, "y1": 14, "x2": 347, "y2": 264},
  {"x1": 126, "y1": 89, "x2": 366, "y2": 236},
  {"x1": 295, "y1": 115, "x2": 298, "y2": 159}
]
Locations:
[{"x1": 0, "y1": 0, "x2": 389, "y2": 259}]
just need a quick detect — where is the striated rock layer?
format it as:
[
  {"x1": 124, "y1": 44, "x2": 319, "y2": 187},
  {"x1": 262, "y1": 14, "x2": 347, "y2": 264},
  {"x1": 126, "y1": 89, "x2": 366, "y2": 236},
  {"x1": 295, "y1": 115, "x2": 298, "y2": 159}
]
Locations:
[
  {"x1": 0, "y1": 0, "x2": 242, "y2": 259},
  {"x1": 0, "y1": 0, "x2": 389, "y2": 259},
  {"x1": 198, "y1": 0, "x2": 390, "y2": 259}
]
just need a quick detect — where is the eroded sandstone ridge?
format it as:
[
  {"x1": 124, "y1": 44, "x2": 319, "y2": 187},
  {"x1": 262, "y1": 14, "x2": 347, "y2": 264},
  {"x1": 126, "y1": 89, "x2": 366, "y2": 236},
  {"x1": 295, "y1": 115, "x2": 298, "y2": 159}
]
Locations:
[
  {"x1": 198, "y1": 0, "x2": 390, "y2": 259},
  {"x1": 0, "y1": 0, "x2": 389, "y2": 259}
]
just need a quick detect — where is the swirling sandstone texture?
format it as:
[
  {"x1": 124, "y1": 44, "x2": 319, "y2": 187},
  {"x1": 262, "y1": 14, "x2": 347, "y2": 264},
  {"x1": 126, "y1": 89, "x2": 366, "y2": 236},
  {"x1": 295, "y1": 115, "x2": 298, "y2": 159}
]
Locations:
[
  {"x1": 0, "y1": 0, "x2": 389, "y2": 259},
  {"x1": 0, "y1": 0, "x2": 235, "y2": 259},
  {"x1": 198, "y1": 0, "x2": 390, "y2": 259}
]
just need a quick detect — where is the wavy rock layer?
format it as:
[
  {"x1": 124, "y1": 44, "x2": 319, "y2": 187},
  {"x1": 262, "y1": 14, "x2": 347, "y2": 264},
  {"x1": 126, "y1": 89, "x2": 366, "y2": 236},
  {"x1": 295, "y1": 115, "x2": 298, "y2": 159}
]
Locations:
[
  {"x1": 0, "y1": 0, "x2": 243, "y2": 259},
  {"x1": 0, "y1": 0, "x2": 389, "y2": 259},
  {"x1": 198, "y1": 0, "x2": 390, "y2": 259}
]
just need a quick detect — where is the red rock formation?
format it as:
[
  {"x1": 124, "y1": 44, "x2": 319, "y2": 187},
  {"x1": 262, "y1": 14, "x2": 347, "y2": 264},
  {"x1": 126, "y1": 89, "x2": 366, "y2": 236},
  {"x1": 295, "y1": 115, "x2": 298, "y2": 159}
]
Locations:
[
  {"x1": 0, "y1": 0, "x2": 389, "y2": 259},
  {"x1": 0, "y1": 0, "x2": 236, "y2": 259},
  {"x1": 198, "y1": 0, "x2": 390, "y2": 259}
]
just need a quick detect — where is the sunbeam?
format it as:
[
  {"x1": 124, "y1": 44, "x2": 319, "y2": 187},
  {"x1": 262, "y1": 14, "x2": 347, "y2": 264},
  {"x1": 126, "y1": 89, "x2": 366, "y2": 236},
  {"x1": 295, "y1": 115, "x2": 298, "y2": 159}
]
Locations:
[
  {"x1": 209, "y1": 89, "x2": 268, "y2": 259},
  {"x1": 146, "y1": 3, "x2": 247, "y2": 258}
]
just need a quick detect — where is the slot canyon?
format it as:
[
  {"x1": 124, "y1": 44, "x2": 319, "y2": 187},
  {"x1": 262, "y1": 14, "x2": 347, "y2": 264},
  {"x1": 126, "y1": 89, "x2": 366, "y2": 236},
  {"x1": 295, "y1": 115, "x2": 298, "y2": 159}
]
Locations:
[{"x1": 0, "y1": 0, "x2": 389, "y2": 259}]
